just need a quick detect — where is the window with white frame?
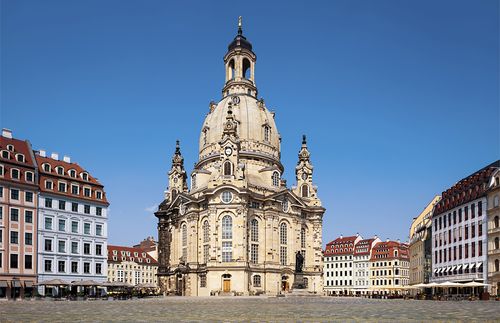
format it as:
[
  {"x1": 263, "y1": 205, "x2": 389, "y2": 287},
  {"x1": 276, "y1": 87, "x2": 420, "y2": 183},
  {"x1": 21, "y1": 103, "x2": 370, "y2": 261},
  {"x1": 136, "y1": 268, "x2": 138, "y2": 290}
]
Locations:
[
  {"x1": 11, "y1": 168, "x2": 20, "y2": 180},
  {"x1": 253, "y1": 275, "x2": 262, "y2": 287},
  {"x1": 56, "y1": 166, "x2": 64, "y2": 175},
  {"x1": 272, "y1": 172, "x2": 280, "y2": 187},
  {"x1": 222, "y1": 215, "x2": 233, "y2": 262},
  {"x1": 181, "y1": 223, "x2": 188, "y2": 261},
  {"x1": 16, "y1": 154, "x2": 25, "y2": 162},
  {"x1": 280, "y1": 222, "x2": 288, "y2": 265}
]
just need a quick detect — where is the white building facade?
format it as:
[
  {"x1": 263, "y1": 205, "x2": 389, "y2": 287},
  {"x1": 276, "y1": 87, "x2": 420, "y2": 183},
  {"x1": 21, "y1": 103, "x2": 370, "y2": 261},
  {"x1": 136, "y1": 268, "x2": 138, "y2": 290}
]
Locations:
[
  {"x1": 353, "y1": 237, "x2": 381, "y2": 295},
  {"x1": 36, "y1": 152, "x2": 109, "y2": 294},
  {"x1": 324, "y1": 235, "x2": 362, "y2": 296}
]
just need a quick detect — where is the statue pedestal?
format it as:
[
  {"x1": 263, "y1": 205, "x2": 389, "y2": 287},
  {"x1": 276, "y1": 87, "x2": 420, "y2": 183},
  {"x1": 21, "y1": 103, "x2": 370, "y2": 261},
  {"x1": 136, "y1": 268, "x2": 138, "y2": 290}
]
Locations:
[{"x1": 292, "y1": 273, "x2": 306, "y2": 290}]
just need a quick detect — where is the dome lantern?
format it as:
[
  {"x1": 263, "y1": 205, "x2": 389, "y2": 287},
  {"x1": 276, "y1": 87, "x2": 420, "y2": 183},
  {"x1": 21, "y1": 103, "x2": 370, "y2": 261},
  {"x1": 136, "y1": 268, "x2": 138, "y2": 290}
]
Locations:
[{"x1": 223, "y1": 16, "x2": 257, "y2": 98}]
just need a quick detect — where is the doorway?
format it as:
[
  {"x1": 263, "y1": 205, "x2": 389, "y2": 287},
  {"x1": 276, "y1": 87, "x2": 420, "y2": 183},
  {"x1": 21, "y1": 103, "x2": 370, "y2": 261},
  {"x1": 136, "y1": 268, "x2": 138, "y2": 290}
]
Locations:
[
  {"x1": 281, "y1": 276, "x2": 289, "y2": 292},
  {"x1": 222, "y1": 274, "x2": 231, "y2": 293}
]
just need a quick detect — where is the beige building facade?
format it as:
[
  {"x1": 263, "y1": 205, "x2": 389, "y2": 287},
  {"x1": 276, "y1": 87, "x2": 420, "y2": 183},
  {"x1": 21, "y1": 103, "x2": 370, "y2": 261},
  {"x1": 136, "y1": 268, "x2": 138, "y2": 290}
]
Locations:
[
  {"x1": 107, "y1": 245, "x2": 158, "y2": 286},
  {"x1": 409, "y1": 196, "x2": 440, "y2": 286},
  {"x1": 155, "y1": 20, "x2": 325, "y2": 297},
  {"x1": 369, "y1": 241, "x2": 410, "y2": 295},
  {"x1": 487, "y1": 169, "x2": 500, "y2": 296}
]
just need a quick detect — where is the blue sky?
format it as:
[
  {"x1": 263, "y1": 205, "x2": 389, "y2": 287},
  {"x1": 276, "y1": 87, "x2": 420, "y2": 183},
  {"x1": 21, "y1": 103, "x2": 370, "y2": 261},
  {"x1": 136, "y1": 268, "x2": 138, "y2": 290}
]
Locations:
[{"x1": 1, "y1": 0, "x2": 498, "y2": 246}]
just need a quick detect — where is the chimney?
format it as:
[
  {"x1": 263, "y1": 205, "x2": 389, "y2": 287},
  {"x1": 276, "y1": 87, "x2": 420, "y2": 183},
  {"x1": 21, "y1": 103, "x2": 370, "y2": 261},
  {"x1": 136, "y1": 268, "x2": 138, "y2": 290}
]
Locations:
[
  {"x1": 2, "y1": 128, "x2": 12, "y2": 139},
  {"x1": 386, "y1": 238, "x2": 389, "y2": 242},
  {"x1": 39, "y1": 150, "x2": 46, "y2": 157},
  {"x1": 374, "y1": 235, "x2": 378, "y2": 240},
  {"x1": 340, "y1": 234, "x2": 343, "y2": 239},
  {"x1": 51, "y1": 153, "x2": 59, "y2": 160},
  {"x1": 397, "y1": 239, "x2": 401, "y2": 244},
  {"x1": 63, "y1": 155, "x2": 71, "y2": 163}
]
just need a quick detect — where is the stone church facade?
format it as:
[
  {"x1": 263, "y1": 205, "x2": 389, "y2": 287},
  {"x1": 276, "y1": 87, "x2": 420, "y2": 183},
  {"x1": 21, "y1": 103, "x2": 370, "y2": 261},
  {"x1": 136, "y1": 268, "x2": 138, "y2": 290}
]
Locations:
[{"x1": 155, "y1": 20, "x2": 325, "y2": 296}]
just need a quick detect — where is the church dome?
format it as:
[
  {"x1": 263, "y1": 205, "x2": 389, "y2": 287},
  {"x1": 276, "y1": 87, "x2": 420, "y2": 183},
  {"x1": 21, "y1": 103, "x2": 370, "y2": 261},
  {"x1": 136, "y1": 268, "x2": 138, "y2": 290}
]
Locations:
[{"x1": 198, "y1": 94, "x2": 281, "y2": 164}]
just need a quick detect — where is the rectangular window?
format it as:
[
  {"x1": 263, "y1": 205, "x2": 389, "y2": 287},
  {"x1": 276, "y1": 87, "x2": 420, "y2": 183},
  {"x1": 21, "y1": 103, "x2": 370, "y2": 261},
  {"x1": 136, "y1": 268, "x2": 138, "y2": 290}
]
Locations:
[
  {"x1": 25, "y1": 210, "x2": 33, "y2": 223},
  {"x1": 25, "y1": 232, "x2": 32, "y2": 245},
  {"x1": 71, "y1": 242, "x2": 78, "y2": 254},
  {"x1": 96, "y1": 191, "x2": 102, "y2": 199},
  {"x1": 251, "y1": 244, "x2": 258, "y2": 264},
  {"x1": 26, "y1": 172, "x2": 33, "y2": 182},
  {"x1": 11, "y1": 189, "x2": 19, "y2": 200},
  {"x1": 58, "y1": 240, "x2": 66, "y2": 253},
  {"x1": 84, "y1": 243, "x2": 90, "y2": 255},
  {"x1": 478, "y1": 201, "x2": 482, "y2": 217},
  {"x1": 95, "y1": 263, "x2": 102, "y2": 275},
  {"x1": 465, "y1": 206, "x2": 468, "y2": 221},
  {"x1": 10, "y1": 254, "x2": 18, "y2": 269},
  {"x1": 459, "y1": 209, "x2": 462, "y2": 222},
  {"x1": 84, "y1": 188, "x2": 91, "y2": 197},
  {"x1": 10, "y1": 231, "x2": 19, "y2": 244},
  {"x1": 453, "y1": 211, "x2": 456, "y2": 225},
  {"x1": 203, "y1": 244, "x2": 210, "y2": 263},
  {"x1": 222, "y1": 241, "x2": 232, "y2": 262},
  {"x1": 58, "y1": 182, "x2": 66, "y2": 192},
  {"x1": 0, "y1": 206, "x2": 2, "y2": 220},
  {"x1": 44, "y1": 259, "x2": 52, "y2": 272},
  {"x1": 96, "y1": 224, "x2": 102, "y2": 236},
  {"x1": 45, "y1": 239, "x2": 52, "y2": 251},
  {"x1": 84, "y1": 223, "x2": 91, "y2": 235},
  {"x1": 10, "y1": 208, "x2": 19, "y2": 221},
  {"x1": 45, "y1": 198, "x2": 52, "y2": 208},
  {"x1": 45, "y1": 217, "x2": 53, "y2": 230},
  {"x1": 71, "y1": 185, "x2": 79, "y2": 195},
  {"x1": 471, "y1": 224, "x2": 475, "y2": 238},
  {"x1": 478, "y1": 240, "x2": 482, "y2": 256},
  {"x1": 471, "y1": 241, "x2": 476, "y2": 257},
  {"x1": 200, "y1": 274, "x2": 207, "y2": 288},
  {"x1": 71, "y1": 261, "x2": 78, "y2": 273},
  {"x1": 471, "y1": 203, "x2": 475, "y2": 219},
  {"x1": 25, "y1": 255, "x2": 32, "y2": 270},
  {"x1": 96, "y1": 244, "x2": 102, "y2": 256},
  {"x1": 58, "y1": 261, "x2": 65, "y2": 273},
  {"x1": 280, "y1": 246, "x2": 288, "y2": 266},
  {"x1": 465, "y1": 243, "x2": 469, "y2": 258},
  {"x1": 96, "y1": 207, "x2": 102, "y2": 216},
  {"x1": 465, "y1": 225, "x2": 468, "y2": 239},
  {"x1": 71, "y1": 202, "x2": 78, "y2": 212},
  {"x1": 45, "y1": 181, "x2": 53, "y2": 190},
  {"x1": 59, "y1": 219, "x2": 66, "y2": 231},
  {"x1": 0, "y1": 229, "x2": 2, "y2": 243},
  {"x1": 83, "y1": 262, "x2": 90, "y2": 274},
  {"x1": 459, "y1": 245, "x2": 462, "y2": 259},
  {"x1": 71, "y1": 221, "x2": 78, "y2": 233},
  {"x1": 58, "y1": 200, "x2": 65, "y2": 210},
  {"x1": 25, "y1": 191, "x2": 33, "y2": 203},
  {"x1": 478, "y1": 221, "x2": 483, "y2": 236},
  {"x1": 84, "y1": 205, "x2": 90, "y2": 214}
]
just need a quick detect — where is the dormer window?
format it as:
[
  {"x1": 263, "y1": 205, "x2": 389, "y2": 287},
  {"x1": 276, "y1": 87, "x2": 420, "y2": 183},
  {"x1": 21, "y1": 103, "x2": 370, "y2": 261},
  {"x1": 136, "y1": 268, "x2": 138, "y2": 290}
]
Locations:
[
  {"x1": 134, "y1": 252, "x2": 138, "y2": 257},
  {"x1": 84, "y1": 187, "x2": 91, "y2": 197},
  {"x1": 6, "y1": 145, "x2": 14, "y2": 151},
  {"x1": 0, "y1": 164, "x2": 4, "y2": 176},
  {"x1": 127, "y1": 251, "x2": 131, "y2": 256},
  {"x1": 56, "y1": 166, "x2": 64, "y2": 175},
  {"x1": 96, "y1": 191, "x2": 102, "y2": 199},
  {"x1": 16, "y1": 154, "x2": 25, "y2": 162},
  {"x1": 146, "y1": 259, "x2": 150, "y2": 263},
  {"x1": 45, "y1": 180, "x2": 53, "y2": 190},
  {"x1": 142, "y1": 252, "x2": 146, "y2": 257},
  {"x1": 71, "y1": 184, "x2": 79, "y2": 195},
  {"x1": 25, "y1": 171, "x2": 34, "y2": 182},
  {"x1": 113, "y1": 250, "x2": 117, "y2": 255},
  {"x1": 69, "y1": 169, "x2": 76, "y2": 178},
  {"x1": 58, "y1": 182, "x2": 67, "y2": 192},
  {"x1": 43, "y1": 163, "x2": 51, "y2": 172},
  {"x1": 82, "y1": 172, "x2": 89, "y2": 181},
  {"x1": 1, "y1": 150, "x2": 9, "y2": 159}
]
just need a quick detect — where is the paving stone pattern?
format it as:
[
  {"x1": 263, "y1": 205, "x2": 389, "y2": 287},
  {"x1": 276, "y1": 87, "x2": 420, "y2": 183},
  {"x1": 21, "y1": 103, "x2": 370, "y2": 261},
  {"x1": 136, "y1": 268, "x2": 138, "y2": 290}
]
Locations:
[{"x1": 0, "y1": 297, "x2": 499, "y2": 322}]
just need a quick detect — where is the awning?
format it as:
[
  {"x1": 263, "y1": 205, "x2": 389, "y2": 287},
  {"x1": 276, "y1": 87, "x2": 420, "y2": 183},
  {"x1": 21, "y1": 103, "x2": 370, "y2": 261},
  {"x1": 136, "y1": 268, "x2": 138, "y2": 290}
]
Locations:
[
  {"x1": 451, "y1": 266, "x2": 457, "y2": 271},
  {"x1": 456, "y1": 265, "x2": 462, "y2": 271},
  {"x1": 433, "y1": 269, "x2": 438, "y2": 274},
  {"x1": 469, "y1": 263, "x2": 476, "y2": 269},
  {"x1": 24, "y1": 281, "x2": 34, "y2": 288},
  {"x1": 477, "y1": 262, "x2": 483, "y2": 268},
  {"x1": 0, "y1": 281, "x2": 7, "y2": 288},
  {"x1": 446, "y1": 267, "x2": 452, "y2": 273},
  {"x1": 463, "y1": 264, "x2": 469, "y2": 270},
  {"x1": 437, "y1": 268, "x2": 443, "y2": 274}
]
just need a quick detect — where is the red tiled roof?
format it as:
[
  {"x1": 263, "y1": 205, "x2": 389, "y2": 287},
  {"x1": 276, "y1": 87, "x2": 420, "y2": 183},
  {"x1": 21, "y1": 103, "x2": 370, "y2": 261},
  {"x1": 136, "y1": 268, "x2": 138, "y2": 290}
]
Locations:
[
  {"x1": 434, "y1": 161, "x2": 499, "y2": 216},
  {"x1": 36, "y1": 154, "x2": 109, "y2": 205},
  {"x1": 353, "y1": 238, "x2": 375, "y2": 256},
  {"x1": 370, "y1": 241, "x2": 409, "y2": 261},
  {"x1": 107, "y1": 245, "x2": 158, "y2": 266},
  {"x1": 324, "y1": 235, "x2": 359, "y2": 256},
  {"x1": 0, "y1": 136, "x2": 38, "y2": 188}
]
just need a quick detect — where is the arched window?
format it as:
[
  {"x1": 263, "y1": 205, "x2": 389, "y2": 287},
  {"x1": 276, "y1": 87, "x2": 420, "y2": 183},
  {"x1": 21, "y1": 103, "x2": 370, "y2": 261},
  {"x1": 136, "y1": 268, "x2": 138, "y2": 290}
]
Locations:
[
  {"x1": 495, "y1": 216, "x2": 499, "y2": 229},
  {"x1": 280, "y1": 223, "x2": 288, "y2": 266},
  {"x1": 203, "y1": 220, "x2": 210, "y2": 243},
  {"x1": 494, "y1": 196, "x2": 499, "y2": 208},
  {"x1": 264, "y1": 126, "x2": 271, "y2": 142},
  {"x1": 251, "y1": 219, "x2": 259, "y2": 242},
  {"x1": 394, "y1": 250, "x2": 398, "y2": 257},
  {"x1": 203, "y1": 220, "x2": 210, "y2": 263},
  {"x1": 43, "y1": 163, "x2": 50, "y2": 172},
  {"x1": 272, "y1": 171, "x2": 280, "y2": 187},
  {"x1": 228, "y1": 59, "x2": 235, "y2": 80},
  {"x1": 223, "y1": 161, "x2": 232, "y2": 176},
  {"x1": 242, "y1": 58, "x2": 251, "y2": 79},
  {"x1": 16, "y1": 154, "x2": 25, "y2": 163},
  {"x1": 222, "y1": 215, "x2": 233, "y2": 262},
  {"x1": 171, "y1": 189, "x2": 178, "y2": 201},
  {"x1": 181, "y1": 223, "x2": 188, "y2": 261},
  {"x1": 192, "y1": 174, "x2": 197, "y2": 190},
  {"x1": 301, "y1": 184, "x2": 309, "y2": 198},
  {"x1": 495, "y1": 237, "x2": 499, "y2": 250},
  {"x1": 496, "y1": 259, "x2": 499, "y2": 272}
]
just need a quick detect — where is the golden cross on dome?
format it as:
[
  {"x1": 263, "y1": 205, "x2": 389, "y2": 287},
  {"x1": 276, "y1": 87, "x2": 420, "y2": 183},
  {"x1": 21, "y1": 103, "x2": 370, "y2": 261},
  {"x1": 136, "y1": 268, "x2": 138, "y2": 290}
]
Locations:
[{"x1": 238, "y1": 16, "x2": 243, "y2": 35}]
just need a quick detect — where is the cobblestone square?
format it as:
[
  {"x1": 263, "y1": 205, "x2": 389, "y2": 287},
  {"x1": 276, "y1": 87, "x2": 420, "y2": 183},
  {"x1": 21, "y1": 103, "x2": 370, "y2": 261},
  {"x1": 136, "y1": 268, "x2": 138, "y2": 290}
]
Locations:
[{"x1": 1, "y1": 297, "x2": 499, "y2": 322}]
